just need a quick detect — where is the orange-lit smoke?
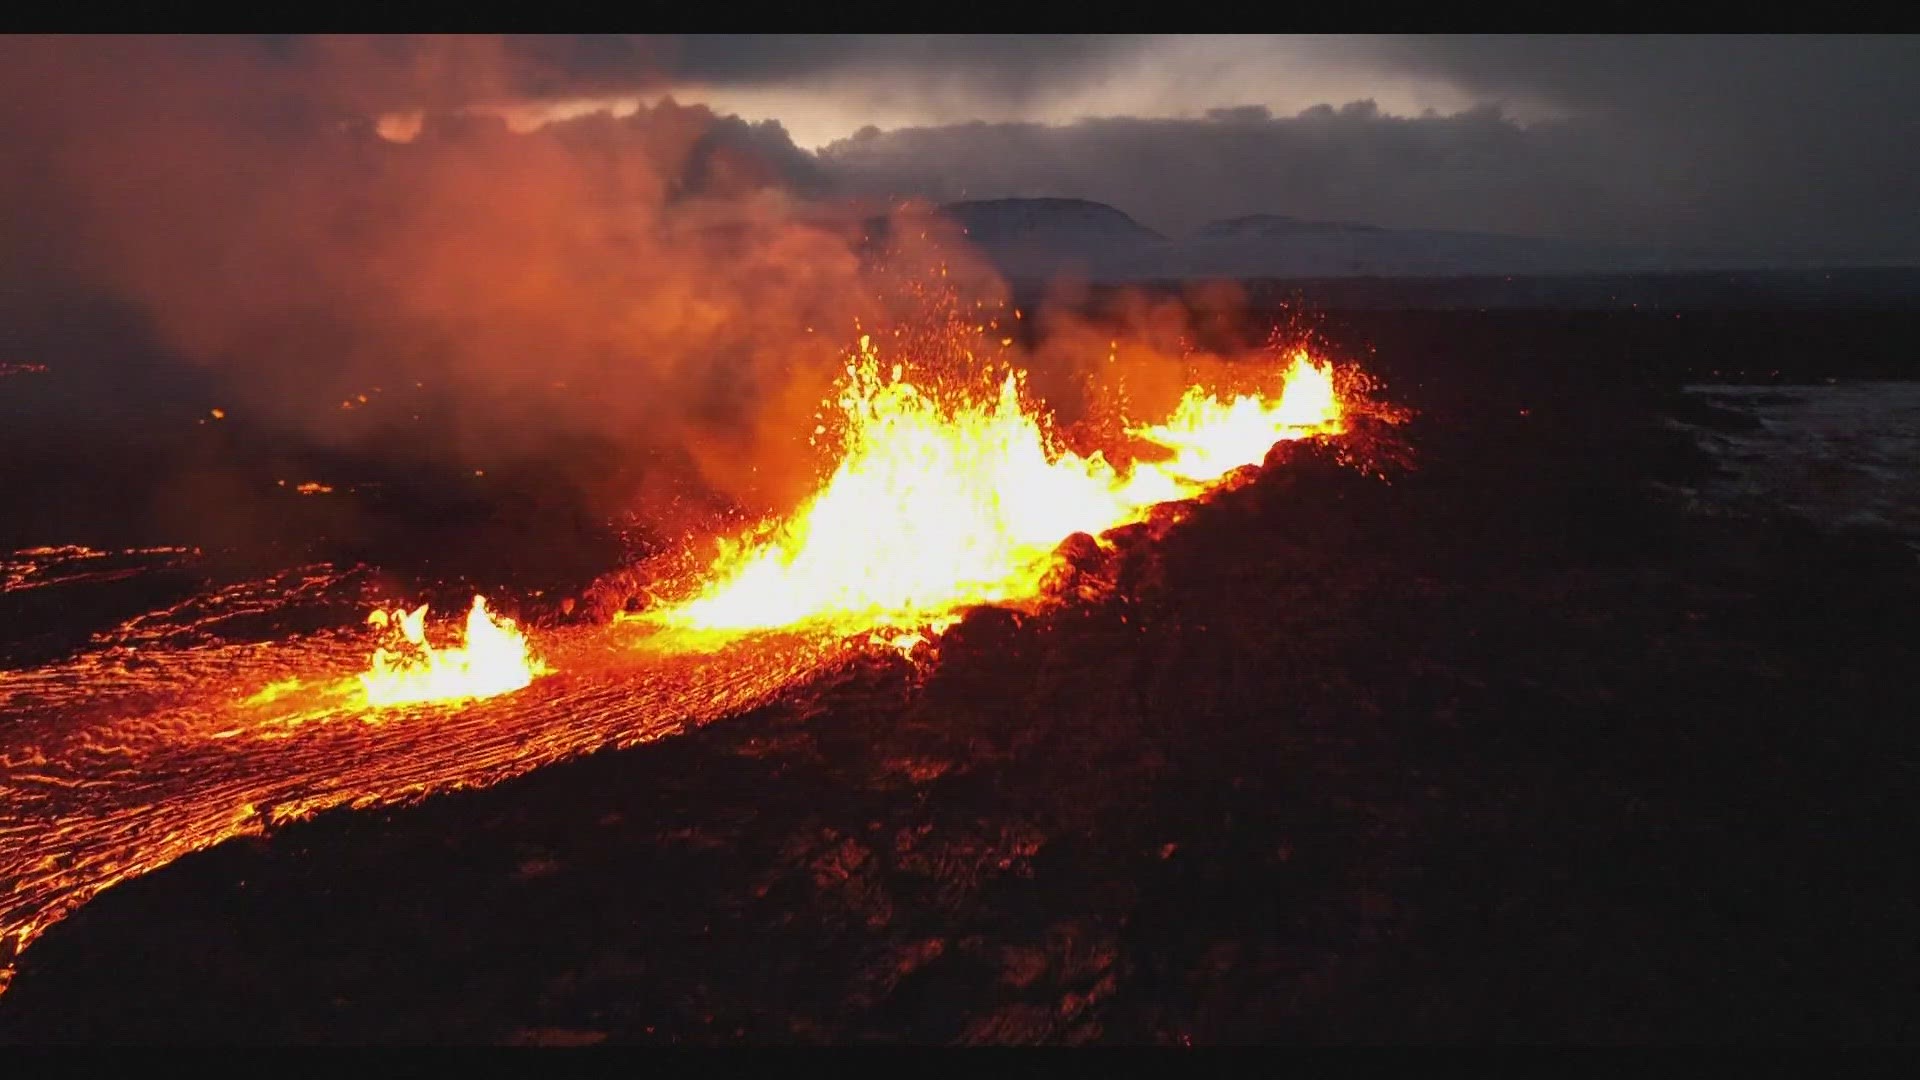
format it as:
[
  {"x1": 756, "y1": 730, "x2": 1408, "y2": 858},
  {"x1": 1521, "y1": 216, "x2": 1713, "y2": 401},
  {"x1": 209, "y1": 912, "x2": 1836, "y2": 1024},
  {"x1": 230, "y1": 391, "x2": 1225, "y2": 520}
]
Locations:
[{"x1": 0, "y1": 35, "x2": 999, "y2": 525}]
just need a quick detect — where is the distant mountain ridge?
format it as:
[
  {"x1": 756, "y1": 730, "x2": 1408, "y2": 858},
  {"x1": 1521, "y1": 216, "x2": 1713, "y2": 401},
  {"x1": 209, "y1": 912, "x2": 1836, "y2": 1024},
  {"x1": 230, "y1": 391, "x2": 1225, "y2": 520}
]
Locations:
[
  {"x1": 1192, "y1": 214, "x2": 1385, "y2": 239},
  {"x1": 935, "y1": 198, "x2": 1860, "y2": 285},
  {"x1": 942, "y1": 198, "x2": 1166, "y2": 244}
]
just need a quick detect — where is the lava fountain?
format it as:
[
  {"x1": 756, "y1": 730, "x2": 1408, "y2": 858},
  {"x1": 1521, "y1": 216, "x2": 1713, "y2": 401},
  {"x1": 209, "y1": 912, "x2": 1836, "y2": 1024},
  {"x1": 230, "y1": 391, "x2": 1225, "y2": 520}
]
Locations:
[
  {"x1": 359, "y1": 596, "x2": 548, "y2": 709},
  {"x1": 648, "y1": 339, "x2": 1348, "y2": 640}
]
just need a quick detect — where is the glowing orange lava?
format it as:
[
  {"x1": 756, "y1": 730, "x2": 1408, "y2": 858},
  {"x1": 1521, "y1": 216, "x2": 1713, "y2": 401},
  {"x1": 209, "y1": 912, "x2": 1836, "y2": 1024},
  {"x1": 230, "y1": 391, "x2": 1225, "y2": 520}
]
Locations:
[
  {"x1": 0, "y1": 321, "x2": 1393, "y2": 1001},
  {"x1": 358, "y1": 596, "x2": 548, "y2": 708},
  {"x1": 1125, "y1": 351, "x2": 1342, "y2": 481},
  {"x1": 650, "y1": 338, "x2": 1346, "y2": 641}
]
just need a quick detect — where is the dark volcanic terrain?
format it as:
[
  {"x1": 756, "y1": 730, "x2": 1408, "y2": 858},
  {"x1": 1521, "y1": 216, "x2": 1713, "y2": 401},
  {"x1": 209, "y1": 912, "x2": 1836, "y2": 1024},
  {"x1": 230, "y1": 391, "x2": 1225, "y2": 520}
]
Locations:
[{"x1": 3, "y1": 306, "x2": 1918, "y2": 1043}]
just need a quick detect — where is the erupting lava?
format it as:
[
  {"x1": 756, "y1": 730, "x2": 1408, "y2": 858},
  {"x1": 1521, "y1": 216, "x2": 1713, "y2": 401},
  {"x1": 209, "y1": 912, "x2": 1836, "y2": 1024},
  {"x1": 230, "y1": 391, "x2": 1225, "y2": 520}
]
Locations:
[
  {"x1": 359, "y1": 596, "x2": 548, "y2": 708},
  {"x1": 0, "y1": 316, "x2": 1395, "y2": 1002},
  {"x1": 1126, "y1": 353, "x2": 1341, "y2": 481},
  {"x1": 650, "y1": 339, "x2": 1348, "y2": 639}
]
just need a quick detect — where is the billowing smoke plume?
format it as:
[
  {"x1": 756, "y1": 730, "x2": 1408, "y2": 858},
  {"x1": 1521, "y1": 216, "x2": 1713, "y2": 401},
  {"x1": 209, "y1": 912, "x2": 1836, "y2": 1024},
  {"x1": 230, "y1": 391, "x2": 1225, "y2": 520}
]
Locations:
[{"x1": 0, "y1": 35, "x2": 1000, "y2": 525}]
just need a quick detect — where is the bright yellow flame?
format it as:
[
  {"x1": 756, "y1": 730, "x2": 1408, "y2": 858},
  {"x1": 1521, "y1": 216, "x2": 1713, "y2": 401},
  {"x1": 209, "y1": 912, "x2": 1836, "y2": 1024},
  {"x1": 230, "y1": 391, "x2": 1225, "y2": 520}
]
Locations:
[
  {"x1": 1125, "y1": 351, "x2": 1341, "y2": 481},
  {"x1": 358, "y1": 596, "x2": 548, "y2": 708},
  {"x1": 653, "y1": 338, "x2": 1345, "y2": 640}
]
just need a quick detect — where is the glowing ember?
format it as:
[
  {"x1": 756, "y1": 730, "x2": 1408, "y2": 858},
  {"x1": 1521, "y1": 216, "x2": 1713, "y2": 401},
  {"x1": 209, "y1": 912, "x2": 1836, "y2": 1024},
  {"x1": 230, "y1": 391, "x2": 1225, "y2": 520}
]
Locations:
[
  {"x1": 652, "y1": 337, "x2": 1346, "y2": 639},
  {"x1": 358, "y1": 596, "x2": 548, "y2": 708}
]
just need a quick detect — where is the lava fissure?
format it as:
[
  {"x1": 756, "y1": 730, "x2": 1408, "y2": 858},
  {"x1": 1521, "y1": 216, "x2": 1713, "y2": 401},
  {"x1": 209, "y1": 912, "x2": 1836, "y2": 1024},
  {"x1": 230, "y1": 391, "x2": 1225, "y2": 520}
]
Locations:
[
  {"x1": 646, "y1": 337, "x2": 1350, "y2": 645},
  {"x1": 0, "y1": 331, "x2": 1392, "y2": 998}
]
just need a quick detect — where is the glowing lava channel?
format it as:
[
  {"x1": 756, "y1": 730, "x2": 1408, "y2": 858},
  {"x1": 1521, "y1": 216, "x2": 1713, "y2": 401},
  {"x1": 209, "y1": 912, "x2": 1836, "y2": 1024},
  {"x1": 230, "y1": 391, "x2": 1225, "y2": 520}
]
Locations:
[{"x1": 653, "y1": 339, "x2": 1345, "y2": 638}]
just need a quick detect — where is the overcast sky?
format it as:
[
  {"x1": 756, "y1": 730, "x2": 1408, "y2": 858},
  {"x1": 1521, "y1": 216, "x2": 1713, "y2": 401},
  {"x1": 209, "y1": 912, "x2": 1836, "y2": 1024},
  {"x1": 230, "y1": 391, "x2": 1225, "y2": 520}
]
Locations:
[
  {"x1": 508, "y1": 34, "x2": 1920, "y2": 258},
  {"x1": 6, "y1": 35, "x2": 1918, "y2": 263}
]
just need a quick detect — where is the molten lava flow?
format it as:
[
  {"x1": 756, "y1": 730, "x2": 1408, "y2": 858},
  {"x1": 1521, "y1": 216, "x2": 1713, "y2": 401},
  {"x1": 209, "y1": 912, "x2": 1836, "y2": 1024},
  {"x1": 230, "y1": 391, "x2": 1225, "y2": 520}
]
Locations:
[
  {"x1": 1, "y1": 604, "x2": 836, "y2": 1000},
  {"x1": 653, "y1": 338, "x2": 1346, "y2": 640},
  {"x1": 358, "y1": 596, "x2": 548, "y2": 708},
  {"x1": 0, "y1": 320, "x2": 1395, "y2": 1001}
]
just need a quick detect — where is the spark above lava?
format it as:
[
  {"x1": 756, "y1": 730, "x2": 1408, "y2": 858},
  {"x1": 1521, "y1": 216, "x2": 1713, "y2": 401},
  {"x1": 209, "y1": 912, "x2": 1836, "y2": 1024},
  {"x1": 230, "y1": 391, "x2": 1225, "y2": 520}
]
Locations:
[{"x1": 648, "y1": 339, "x2": 1350, "y2": 641}]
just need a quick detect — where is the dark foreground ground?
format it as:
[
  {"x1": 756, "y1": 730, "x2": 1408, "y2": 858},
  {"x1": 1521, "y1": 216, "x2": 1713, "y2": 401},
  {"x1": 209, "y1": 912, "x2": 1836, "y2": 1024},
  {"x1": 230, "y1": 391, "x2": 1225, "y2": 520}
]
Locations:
[{"x1": 3, "y1": 308, "x2": 1919, "y2": 1043}]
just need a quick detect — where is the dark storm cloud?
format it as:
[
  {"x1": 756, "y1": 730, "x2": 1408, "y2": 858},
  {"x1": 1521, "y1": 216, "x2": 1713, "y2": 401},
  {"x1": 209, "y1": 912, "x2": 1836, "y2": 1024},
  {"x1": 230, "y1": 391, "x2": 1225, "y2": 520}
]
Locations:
[
  {"x1": 808, "y1": 36, "x2": 1920, "y2": 260},
  {"x1": 818, "y1": 103, "x2": 1640, "y2": 243},
  {"x1": 168, "y1": 34, "x2": 1913, "y2": 262},
  {"x1": 1349, "y1": 34, "x2": 1920, "y2": 116},
  {"x1": 1343, "y1": 35, "x2": 1920, "y2": 255},
  {"x1": 518, "y1": 35, "x2": 1149, "y2": 101}
]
